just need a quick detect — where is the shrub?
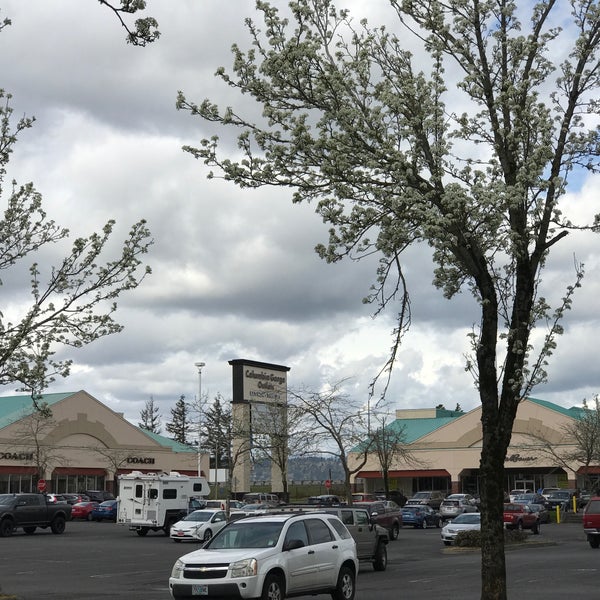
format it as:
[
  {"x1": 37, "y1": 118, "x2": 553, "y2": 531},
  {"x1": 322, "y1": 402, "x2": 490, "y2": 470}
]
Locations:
[
  {"x1": 455, "y1": 530, "x2": 481, "y2": 547},
  {"x1": 453, "y1": 527, "x2": 528, "y2": 547},
  {"x1": 504, "y1": 528, "x2": 528, "y2": 544}
]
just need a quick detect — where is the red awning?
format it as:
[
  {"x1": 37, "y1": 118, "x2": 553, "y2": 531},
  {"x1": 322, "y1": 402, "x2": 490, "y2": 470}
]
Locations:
[
  {"x1": 0, "y1": 466, "x2": 37, "y2": 474},
  {"x1": 577, "y1": 466, "x2": 600, "y2": 475},
  {"x1": 53, "y1": 467, "x2": 106, "y2": 476},
  {"x1": 356, "y1": 469, "x2": 450, "y2": 479}
]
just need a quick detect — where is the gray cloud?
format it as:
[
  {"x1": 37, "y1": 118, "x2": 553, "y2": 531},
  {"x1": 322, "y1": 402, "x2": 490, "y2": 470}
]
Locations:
[{"x1": 0, "y1": 1, "x2": 598, "y2": 427}]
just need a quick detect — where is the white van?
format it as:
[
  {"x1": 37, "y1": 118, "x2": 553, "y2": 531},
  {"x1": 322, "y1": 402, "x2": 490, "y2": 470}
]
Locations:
[{"x1": 242, "y1": 492, "x2": 280, "y2": 505}]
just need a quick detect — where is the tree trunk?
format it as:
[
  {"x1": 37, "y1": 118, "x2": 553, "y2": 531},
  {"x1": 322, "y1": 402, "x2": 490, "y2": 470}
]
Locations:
[{"x1": 479, "y1": 421, "x2": 508, "y2": 600}]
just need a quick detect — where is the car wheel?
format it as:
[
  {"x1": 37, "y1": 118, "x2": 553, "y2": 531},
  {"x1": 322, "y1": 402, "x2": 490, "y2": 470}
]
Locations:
[
  {"x1": 373, "y1": 540, "x2": 387, "y2": 571},
  {"x1": 332, "y1": 565, "x2": 355, "y2": 600},
  {"x1": 532, "y1": 521, "x2": 540, "y2": 535},
  {"x1": 50, "y1": 515, "x2": 66, "y2": 534},
  {"x1": 588, "y1": 536, "x2": 600, "y2": 548},
  {"x1": 436, "y1": 518, "x2": 442, "y2": 528},
  {"x1": 136, "y1": 527, "x2": 149, "y2": 537},
  {"x1": 86, "y1": 513, "x2": 93, "y2": 521},
  {"x1": 421, "y1": 519, "x2": 427, "y2": 529},
  {"x1": 443, "y1": 540, "x2": 452, "y2": 546},
  {"x1": 0, "y1": 519, "x2": 14, "y2": 537},
  {"x1": 517, "y1": 521, "x2": 524, "y2": 532},
  {"x1": 203, "y1": 529, "x2": 213, "y2": 542},
  {"x1": 260, "y1": 573, "x2": 285, "y2": 600},
  {"x1": 163, "y1": 518, "x2": 176, "y2": 536},
  {"x1": 390, "y1": 523, "x2": 399, "y2": 540}
]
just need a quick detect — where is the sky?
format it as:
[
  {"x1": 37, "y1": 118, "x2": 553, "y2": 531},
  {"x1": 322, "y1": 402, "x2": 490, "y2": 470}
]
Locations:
[{"x1": 0, "y1": 1, "x2": 599, "y2": 430}]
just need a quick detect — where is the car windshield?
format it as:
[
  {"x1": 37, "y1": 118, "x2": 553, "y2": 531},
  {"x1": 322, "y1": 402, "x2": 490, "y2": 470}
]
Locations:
[
  {"x1": 411, "y1": 492, "x2": 430, "y2": 499},
  {"x1": 451, "y1": 513, "x2": 480, "y2": 524},
  {"x1": 183, "y1": 511, "x2": 212, "y2": 522},
  {"x1": 402, "y1": 506, "x2": 421, "y2": 513},
  {"x1": 206, "y1": 521, "x2": 283, "y2": 549},
  {"x1": 550, "y1": 492, "x2": 570, "y2": 499}
]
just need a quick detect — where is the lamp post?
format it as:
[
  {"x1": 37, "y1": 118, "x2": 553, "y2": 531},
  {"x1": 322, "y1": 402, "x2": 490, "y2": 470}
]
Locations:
[{"x1": 195, "y1": 361, "x2": 206, "y2": 478}]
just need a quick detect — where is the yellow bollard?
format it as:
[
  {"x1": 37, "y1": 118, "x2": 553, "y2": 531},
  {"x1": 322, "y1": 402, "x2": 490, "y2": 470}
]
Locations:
[
  {"x1": 556, "y1": 505, "x2": 561, "y2": 523},
  {"x1": 573, "y1": 496, "x2": 577, "y2": 513}
]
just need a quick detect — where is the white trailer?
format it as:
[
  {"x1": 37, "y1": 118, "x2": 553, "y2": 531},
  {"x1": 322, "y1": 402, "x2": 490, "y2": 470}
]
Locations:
[{"x1": 117, "y1": 471, "x2": 210, "y2": 536}]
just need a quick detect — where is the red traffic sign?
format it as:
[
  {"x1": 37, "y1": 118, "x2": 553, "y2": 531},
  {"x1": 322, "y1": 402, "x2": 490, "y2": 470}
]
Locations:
[
  {"x1": 37, "y1": 479, "x2": 47, "y2": 492},
  {"x1": 325, "y1": 479, "x2": 331, "y2": 488}
]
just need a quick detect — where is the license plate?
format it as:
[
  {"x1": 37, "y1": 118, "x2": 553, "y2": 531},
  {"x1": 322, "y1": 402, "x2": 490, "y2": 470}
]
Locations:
[{"x1": 192, "y1": 584, "x2": 208, "y2": 595}]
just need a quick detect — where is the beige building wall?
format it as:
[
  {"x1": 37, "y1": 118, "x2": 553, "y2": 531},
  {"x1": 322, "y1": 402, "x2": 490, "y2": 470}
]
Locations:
[
  {"x1": 0, "y1": 391, "x2": 207, "y2": 494},
  {"x1": 353, "y1": 399, "x2": 585, "y2": 494}
]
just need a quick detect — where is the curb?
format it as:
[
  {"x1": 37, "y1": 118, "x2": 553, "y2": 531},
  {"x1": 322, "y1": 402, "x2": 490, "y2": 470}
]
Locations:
[{"x1": 442, "y1": 539, "x2": 558, "y2": 554}]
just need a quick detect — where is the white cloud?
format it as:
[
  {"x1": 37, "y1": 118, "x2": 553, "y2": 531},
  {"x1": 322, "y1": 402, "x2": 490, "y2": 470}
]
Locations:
[{"x1": 0, "y1": 0, "x2": 598, "y2": 427}]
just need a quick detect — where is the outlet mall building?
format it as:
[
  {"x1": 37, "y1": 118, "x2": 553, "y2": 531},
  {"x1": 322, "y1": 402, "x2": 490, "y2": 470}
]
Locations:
[
  {"x1": 0, "y1": 391, "x2": 207, "y2": 495},
  {"x1": 0, "y1": 390, "x2": 596, "y2": 497},
  {"x1": 351, "y1": 397, "x2": 599, "y2": 497}
]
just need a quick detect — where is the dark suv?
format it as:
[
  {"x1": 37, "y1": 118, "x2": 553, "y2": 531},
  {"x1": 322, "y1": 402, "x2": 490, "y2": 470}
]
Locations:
[
  {"x1": 83, "y1": 490, "x2": 115, "y2": 503},
  {"x1": 405, "y1": 491, "x2": 446, "y2": 510}
]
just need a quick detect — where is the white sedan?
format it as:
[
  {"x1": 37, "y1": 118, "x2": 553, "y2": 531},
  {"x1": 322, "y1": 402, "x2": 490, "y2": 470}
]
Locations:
[
  {"x1": 170, "y1": 509, "x2": 227, "y2": 543},
  {"x1": 440, "y1": 512, "x2": 481, "y2": 545}
]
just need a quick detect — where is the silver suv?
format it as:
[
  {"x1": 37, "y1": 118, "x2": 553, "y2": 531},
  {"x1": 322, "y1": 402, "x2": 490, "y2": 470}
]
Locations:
[
  {"x1": 169, "y1": 512, "x2": 358, "y2": 600},
  {"x1": 440, "y1": 494, "x2": 478, "y2": 519}
]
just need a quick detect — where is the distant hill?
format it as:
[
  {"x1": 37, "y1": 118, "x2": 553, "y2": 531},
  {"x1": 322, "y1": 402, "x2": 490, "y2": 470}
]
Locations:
[{"x1": 252, "y1": 456, "x2": 345, "y2": 483}]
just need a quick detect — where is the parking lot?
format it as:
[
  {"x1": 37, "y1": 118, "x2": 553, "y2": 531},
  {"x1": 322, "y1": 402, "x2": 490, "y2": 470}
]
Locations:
[{"x1": 0, "y1": 519, "x2": 597, "y2": 599}]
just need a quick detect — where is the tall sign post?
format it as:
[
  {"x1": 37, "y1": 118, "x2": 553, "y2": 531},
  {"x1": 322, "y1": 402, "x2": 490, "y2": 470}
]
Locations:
[{"x1": 228, "y1": 359, "x2": 290, "y2": 497}]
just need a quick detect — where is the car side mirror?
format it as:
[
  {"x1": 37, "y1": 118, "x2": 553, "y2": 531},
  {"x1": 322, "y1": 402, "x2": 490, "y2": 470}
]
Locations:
[{"x1": 284, "y1": 539, "x2": 305, "y2": 551}]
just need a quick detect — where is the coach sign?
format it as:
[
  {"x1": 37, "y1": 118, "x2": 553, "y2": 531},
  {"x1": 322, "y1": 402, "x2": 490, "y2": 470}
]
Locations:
[{"x1": 126, "y1": 457, "x2": 156, "y2": 465}]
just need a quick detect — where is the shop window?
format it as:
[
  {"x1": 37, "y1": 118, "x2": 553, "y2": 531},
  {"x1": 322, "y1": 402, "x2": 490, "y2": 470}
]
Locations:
[{"x1": 0, "y1": 474, "x2": 33, "y2": 494}]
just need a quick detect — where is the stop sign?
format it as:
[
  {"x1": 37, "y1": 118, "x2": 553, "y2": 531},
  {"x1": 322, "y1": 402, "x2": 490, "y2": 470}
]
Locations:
[
  {"x1": 325, "y1": 479, "x2": 331, "y2": 489},
  {"x1": 37, "y1": 479, "x2": 47, "y2": 492}
]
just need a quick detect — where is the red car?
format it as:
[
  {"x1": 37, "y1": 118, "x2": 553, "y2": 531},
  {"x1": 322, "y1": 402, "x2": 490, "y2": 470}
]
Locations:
[
  {"x1": 71, "y1": 501, "x2": 99, "y2": 521},
  {"x1": 503, "y1": 503, "x2": 540, "y2": 534}
]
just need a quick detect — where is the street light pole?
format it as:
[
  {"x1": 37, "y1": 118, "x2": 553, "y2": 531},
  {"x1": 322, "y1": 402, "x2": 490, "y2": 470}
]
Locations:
[{"x1": 194, "y1": 361, "x2": 206, "y2": 478}]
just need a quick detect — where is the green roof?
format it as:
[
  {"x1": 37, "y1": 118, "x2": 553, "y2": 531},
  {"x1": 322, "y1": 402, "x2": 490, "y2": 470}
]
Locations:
[
  {"x1": 0, "y1": 392, "x2": 74, "y2": 430},
  {"x1": 389, "y1": 416, "x2": 462, "y2": 443},
  {"x1": 139, "y1": 428, "x2": 197, "y2": 453},
  {"x1": 0, "y1": 392, "x2": 196, "y2": 452},
  {"x1": 527, "y1": 397, "x2": 587, "y2": 419}
]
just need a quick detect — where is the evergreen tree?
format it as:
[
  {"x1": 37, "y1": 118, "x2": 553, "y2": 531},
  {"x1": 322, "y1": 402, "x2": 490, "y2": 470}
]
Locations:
[
  {"x1": 138, "y1": 396, "x2": 162, "y2": 433},
  {"x1": 202, "y1": 394, "x2": 232, "y2": 469},
  {"x1": 165, "y1": 395, "x2": 191, "y2": 444}
]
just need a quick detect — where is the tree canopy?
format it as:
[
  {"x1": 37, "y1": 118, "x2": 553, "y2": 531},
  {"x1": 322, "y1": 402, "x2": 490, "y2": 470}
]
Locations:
[
  {"x1": 177, "y1": 1, "x2": 600, "y2": 597},
  {"x1": 0, "y1": 90, "x2": 152, "y2": 399}
]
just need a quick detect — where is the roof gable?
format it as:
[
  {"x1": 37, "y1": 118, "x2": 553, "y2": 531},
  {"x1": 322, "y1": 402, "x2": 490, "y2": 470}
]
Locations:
[
  {"x1": 0, "y1": 392, "x2": 74, "y2": 430},
  {"x1": 139, "y1": 428, "x2": 196, "y2": 453}
]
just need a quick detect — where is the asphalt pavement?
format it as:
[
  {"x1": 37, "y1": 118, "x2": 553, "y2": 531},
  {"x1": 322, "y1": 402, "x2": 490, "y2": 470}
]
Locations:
[{"x1": 0, "y1": 519, "x2": 594, "y2": 600}]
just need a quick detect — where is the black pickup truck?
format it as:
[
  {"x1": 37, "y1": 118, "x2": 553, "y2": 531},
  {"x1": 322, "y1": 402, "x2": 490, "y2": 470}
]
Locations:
[{"x1": 0, "y1": 493, "x2": 72, "y2": 537}]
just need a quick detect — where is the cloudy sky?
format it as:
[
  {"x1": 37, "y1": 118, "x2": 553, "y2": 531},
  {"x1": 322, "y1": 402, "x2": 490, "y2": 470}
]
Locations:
[{"x1": 0, "y1": 1, "x2": 599, "y2": 429}]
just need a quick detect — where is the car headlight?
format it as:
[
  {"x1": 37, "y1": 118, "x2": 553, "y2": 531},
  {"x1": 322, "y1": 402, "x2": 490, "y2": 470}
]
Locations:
[
  {"x1": 230, "y1": 558, "x2": 257, "y2": 578},
  {"x1": 171, "y1": 559, "x2": 184, "y2": 578}
]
